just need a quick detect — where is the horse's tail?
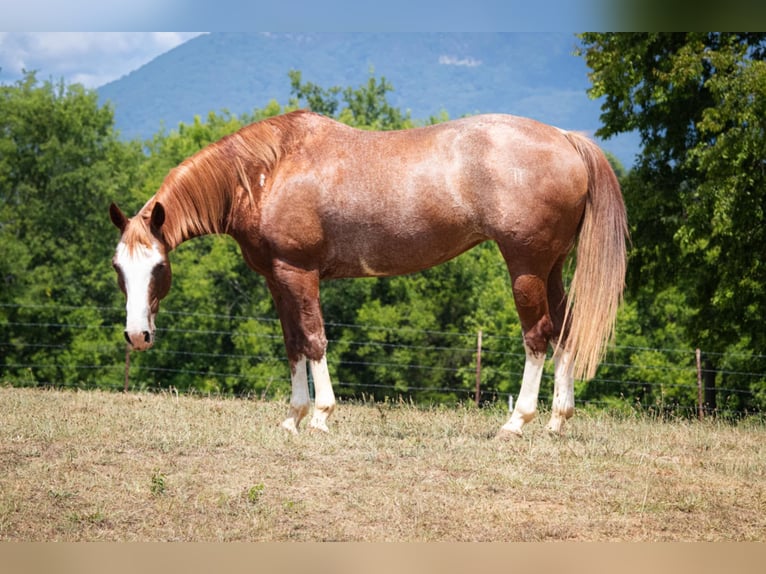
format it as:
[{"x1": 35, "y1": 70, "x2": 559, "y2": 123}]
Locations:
[{"x1": 561, "y1": 131, "x2": 629, "y2": 381}]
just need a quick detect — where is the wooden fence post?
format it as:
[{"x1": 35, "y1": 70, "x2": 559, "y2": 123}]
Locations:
[
  {"x1": 475, "y1": 329, "x2": 483, "y2": 407},
  {"x1": 696, "y1": 348, "x2": 703, "y2": 420},
  {"x1": 124, "y1": 345, "x2": 131, "y2": 393}
]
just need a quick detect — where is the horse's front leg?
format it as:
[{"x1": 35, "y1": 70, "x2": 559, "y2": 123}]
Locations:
[
  {"x1": 268, "y1": 262, "x2": 336, "y2": 434},
  {"x1": 281, "y1": 356, "x2": 310, "y2": 435},
  {"x1": 280, "y1": 355, "x2": 335, "y2": 434},
  {"x1": 307, "y1": 354, "x2": 334, "y2": 432}
]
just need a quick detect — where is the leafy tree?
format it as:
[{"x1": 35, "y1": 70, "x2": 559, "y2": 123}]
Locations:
[
  {"x1": 0, "y1": 72, "x2": 143, "y2": 388},
  {"x1": 287, "y1": 70, "x2": 341, "y2": 117},
  {"x1": 578, "y1": 33, "x2": 766, "y2": 411},
  {"x1": 288, "y1": 68, "x2": 412, "y2": 129}
]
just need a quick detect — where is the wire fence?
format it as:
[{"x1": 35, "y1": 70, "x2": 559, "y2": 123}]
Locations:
[{"x1": 1, "y1": 303, "x2": 765, "y2": 418}]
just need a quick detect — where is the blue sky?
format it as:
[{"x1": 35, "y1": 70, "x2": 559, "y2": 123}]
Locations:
[{"x1": 0, "y1": 2, "x2": 615, "y2": 32}]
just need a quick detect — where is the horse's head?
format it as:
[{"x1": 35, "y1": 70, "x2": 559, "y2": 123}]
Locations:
[{"x1": 109, "y1": 202, "x2": 172, "y2": 351}]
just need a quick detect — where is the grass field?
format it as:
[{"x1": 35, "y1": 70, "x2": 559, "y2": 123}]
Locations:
[{"x1": 1, "y1": 386, "x2": 764, "y2": 541}]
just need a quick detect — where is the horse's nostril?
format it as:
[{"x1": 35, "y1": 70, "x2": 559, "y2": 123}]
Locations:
[
  {"x1": 142, "y1": 331, "x2": 152, "y2": 343},
  {"x1": 124, "y1": 331, "x2": 131, "y2": 344}
]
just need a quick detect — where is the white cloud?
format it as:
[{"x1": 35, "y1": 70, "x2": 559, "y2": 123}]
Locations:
[
  {"x1": 0, "y1": 32, "x2": 206, "y2": 88},
  {"x1": 438, "y1": 55, "x2": 482, "y2": 67}
]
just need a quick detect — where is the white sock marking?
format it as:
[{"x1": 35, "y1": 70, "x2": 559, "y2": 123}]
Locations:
[
  {"x1": 309, "y1": 354, "x2": 335, "y2": 432},
  {"x1": 500, "y1": 344, "x2": 546, "y2": 435}
]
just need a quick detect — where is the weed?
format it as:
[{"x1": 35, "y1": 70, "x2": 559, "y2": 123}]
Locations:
[
  {"x1": 68, "y1": 510, "x2": 107, "y2": 526},
  {"x1": 150, "y1": 470, "x2": 167, "y2": 496},
  {"x1": 247, "y1": 483, "x2": 265, "y2": 505}
]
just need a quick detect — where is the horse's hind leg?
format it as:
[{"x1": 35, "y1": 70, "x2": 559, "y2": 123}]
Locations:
[
  {"x1": 546, "y1": 257, "x2": 575, "y2": 434},
  {"x1": 547, "y1": 351, "x2": 575, "y2": 434},
  {"x1": 497, "y1": 270, "x2": 554, "y2": 438}
]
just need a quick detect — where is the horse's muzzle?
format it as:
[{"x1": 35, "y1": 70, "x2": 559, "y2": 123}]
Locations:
[{"x1": 124, "y1": 330, "x2": 154, "y2": 350}]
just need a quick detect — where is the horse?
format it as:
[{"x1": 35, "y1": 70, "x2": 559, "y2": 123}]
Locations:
[{"x1": 109, "y1": 110, "x2": 627, "y2": 438}]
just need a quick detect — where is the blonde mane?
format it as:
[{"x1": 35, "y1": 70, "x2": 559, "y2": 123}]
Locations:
[{"x1": 138, "y1": 111, "x2": 303, "y2": 248}]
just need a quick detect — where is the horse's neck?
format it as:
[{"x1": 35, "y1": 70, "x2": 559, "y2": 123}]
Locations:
[{"x1": 149, "y1": 180, "x2": 231, "y2": 250}]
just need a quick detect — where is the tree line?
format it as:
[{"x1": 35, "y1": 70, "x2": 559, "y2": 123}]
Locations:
[{"x1": 2, "y1": 33, "x2": 765, "y2": 416}]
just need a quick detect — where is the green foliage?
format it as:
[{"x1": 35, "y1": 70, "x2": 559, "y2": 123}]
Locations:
[
  {"x1": 246, "y1": 483, "x2": 265, "y2": 505},
  {"x1": 0, "y1": 72, "x2": 142, "y2": 389},
  {"x1": 150, "y1": 470, "x2": 167, "y2": 496},
  {"x1": 289, "y1": 68, "x2": 413, "y2": 129},
  {"x1": 578, "y1": 33, "x2": 766, "y2": 411},
  {"x1": 325, "y1": 243, "x2": 524, "y2": 404}
]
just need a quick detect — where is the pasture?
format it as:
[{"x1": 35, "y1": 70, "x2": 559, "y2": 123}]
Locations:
[{"x1": 1, "y1": 386, "x2": 764, "y2": 541}]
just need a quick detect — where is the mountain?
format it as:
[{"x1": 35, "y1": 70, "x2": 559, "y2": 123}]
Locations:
[{"x1": 97, "y1": 33, "x2": 638, "y2": 167}]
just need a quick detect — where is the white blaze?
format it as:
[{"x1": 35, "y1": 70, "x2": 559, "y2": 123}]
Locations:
[{"x1": 115, "y1": 240, "x2": 164, "y2": 335}]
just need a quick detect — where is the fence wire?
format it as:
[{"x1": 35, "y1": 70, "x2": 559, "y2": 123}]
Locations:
[{"x1": 1, "y1": 303, "x2": 764, "y2": 418}]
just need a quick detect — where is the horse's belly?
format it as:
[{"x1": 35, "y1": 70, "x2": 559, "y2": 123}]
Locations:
[{"x1": 321, "y1": 224, "x2": 484, "y2": 279}]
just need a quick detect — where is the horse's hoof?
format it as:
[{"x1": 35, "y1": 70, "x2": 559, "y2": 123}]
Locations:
[
  {"x1": 280, "y1": 419, "x2": 299, "y2": 435},
  {"x1": 308, "y1": 422, "x2": 330, "y2": 434},
  {"x1": 546, "y1": 415, "x2": 568, "y2": 435}
]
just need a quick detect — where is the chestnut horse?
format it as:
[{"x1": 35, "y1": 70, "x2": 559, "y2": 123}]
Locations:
[{"x1": 109, "y1": 110, "x2": 627, "y2": 437}]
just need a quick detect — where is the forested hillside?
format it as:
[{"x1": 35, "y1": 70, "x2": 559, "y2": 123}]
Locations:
[
  {"x1": 97, "y1": 34, "x2": 599, "y2": 145},
  {"x1": 2, "y1": 33, "x2": 765, "y2": 417}
]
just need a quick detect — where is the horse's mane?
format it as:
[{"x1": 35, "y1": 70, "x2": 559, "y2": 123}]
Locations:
[
  {"x1": 139, "y1": 111, "x2": 307, "y2": 248},
  {"x1": 121, "y1": 214, "x2": 154, "y2": 251}
]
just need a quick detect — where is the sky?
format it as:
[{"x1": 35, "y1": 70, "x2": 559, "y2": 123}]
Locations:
[
  {"x1": 0, "y1": 32, "x2": 207, "y2": 89},
  {"x1": 0, "y1": 1, "x2": 615, "y2": 33},
  {"x1": 0, "y1": 1, "x2": 759, "y2": 35}
]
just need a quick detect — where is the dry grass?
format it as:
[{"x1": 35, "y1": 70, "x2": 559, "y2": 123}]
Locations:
[{"x1": 1, "y1": 386, "x2": 764, "y2": 541}]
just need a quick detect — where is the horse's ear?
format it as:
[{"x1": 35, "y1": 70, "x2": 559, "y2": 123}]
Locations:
[
  {"x1": 150, "y1": 202, "x2": 166, "y2": 233},
  {"x1": 109, "y1": 202, "x2": 128, "y2": 232}
]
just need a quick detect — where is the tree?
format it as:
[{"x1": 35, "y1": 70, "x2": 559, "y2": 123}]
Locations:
[
  {"x1": 578, "y1": 33, "x2": 766, "y2": 412},
  {"x1": 0, "y1": 72, "x2": 144, "y2": 388},
  {"x1": 287, "y1": 70, "x2": 341, "y2": 117},
  {"x1": 288, "y1": 69, "x2": 412, "y2": 129},
  {"x1": 325, "y1": 242, "x2": 524, "y2": 404}
]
